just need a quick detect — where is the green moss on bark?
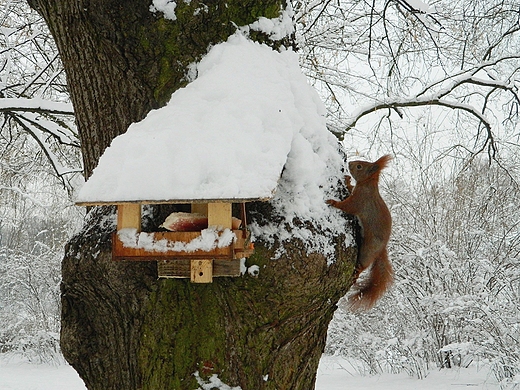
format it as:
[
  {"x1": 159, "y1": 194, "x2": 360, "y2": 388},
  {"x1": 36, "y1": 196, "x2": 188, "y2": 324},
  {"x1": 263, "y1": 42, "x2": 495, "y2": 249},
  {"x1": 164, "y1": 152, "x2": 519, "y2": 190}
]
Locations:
[
  {"x1": 139, "y1": 281, "x2": 230, "y2": 389},
  {"x1": 136, "y1": 239, "x2": 355, "y2": 389},
  {"x1": 139, "y1": 0, "x2": 287, "y2": 104}
]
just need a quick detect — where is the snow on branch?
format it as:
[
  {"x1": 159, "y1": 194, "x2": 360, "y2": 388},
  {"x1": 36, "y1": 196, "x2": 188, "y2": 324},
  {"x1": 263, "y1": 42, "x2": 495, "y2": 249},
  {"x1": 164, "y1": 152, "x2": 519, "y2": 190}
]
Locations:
[
  {"x1": 0, "y1": 97, "x2": 74, "y2": 116},
  {"x1": 17, "y1": 112, "x2": 79, "y2": 147},
  {"x1": 347, "y1": 97, "x2": 492, "y2": 133},
  {"x1": 416, "y1": 57, "x2": 520, "y2": 100},
  {"x1": 0, "y1": 98, "x2": 80, "y2": 187},
  {"x1": 11, "y1": 114, "x2": 82, "y2": 181},
  {"x1": 345, "y1": 59, "x2": 520, "y2": 155},
  {"x1": 0, "y1": 185, "x2": 51, "y2": 208}
]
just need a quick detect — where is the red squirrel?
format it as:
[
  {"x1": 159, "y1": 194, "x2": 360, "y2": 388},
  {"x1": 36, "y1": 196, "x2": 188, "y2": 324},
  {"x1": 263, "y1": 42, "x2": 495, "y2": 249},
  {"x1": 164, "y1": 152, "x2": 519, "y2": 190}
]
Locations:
[{"x1": 327, "y1": 155, "x2": 393, "y2": 310}]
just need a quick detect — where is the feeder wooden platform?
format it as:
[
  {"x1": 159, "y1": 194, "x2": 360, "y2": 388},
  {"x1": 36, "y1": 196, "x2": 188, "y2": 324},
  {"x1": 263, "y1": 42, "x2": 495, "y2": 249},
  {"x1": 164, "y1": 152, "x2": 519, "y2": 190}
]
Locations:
[{"x1": 111, "y1": 202, "x2": 254, "y2": 283}]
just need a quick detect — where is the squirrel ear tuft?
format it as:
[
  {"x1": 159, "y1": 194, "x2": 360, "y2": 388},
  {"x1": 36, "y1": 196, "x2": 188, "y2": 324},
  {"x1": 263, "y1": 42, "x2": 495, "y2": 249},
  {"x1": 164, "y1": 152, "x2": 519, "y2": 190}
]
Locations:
[{"x1": 375, "y1": 154, "x2": 392, "y2": 170}]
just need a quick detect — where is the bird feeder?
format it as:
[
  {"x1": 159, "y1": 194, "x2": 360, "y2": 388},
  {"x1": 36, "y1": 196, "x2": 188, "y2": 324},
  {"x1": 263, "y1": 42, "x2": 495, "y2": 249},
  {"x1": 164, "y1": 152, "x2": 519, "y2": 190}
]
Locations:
[
  {"x1": 74, "y1": 37, "x2": 300, "y2": 283},
  {"x1": 76, "y1": 199, "x2": 257, "y2": 283},
  {"x1": 114, "y1": 201, "x2": 254, "y2": 282}
]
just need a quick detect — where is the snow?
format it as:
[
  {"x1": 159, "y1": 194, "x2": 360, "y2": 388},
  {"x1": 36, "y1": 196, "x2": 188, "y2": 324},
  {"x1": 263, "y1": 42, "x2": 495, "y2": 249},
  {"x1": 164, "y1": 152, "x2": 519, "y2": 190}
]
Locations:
[
  {"x1": 403, "y1": 0, "x2": 434, "y2": 14},
  {"x1": 77, "y1": 34, "x2": 315, "y2": 203},
  {"x1": 247, "y1": 264, "x2": 260, "y2": 276},
  {"x1": 0, "y1": 360, "x2": 85, "y2": 390},
  {"x1": 150, "y1": 0, "x2": 178, "y2": 21},
  {"x1": 0, "y1": 356, "x2": 504, "y2": 390},
  {"x1": 118, "y1": 227, "x2": 236, "y2": 252},
  {"x1": 194, "y1": 371, "x2": 242, "y2": 390},
  {"x1": 0, "y1": 97, "x2": 73, "y2": 115},
  {"x1": 246, "y1": 5, "x2": 295, "y2": 41},
  {"x1": 17, "y1": 111, "x2": 78, "y2": 146},
  {"x1": 316, "y1": 355, "x2": 502, "y2": 390}
]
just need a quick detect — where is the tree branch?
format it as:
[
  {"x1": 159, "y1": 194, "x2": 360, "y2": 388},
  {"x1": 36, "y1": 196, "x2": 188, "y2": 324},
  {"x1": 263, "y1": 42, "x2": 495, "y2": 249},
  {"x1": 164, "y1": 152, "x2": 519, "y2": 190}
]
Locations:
[
  {"x1": 346, "y1": 98, "x2": 491, "y2": 132},
  {"x1": 0, "y1": 98, "x2": 74, "y2": 116},
  {"x1": 11, "y1": 114, "x2": 82, "y2": 190}
]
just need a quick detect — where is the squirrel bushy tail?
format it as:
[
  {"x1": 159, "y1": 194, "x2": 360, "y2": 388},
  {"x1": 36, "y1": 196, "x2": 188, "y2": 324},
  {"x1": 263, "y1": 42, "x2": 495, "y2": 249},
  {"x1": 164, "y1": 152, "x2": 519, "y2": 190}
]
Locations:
[{"x1": 348, "y1": 250, "x2": 394, "y2": 311}]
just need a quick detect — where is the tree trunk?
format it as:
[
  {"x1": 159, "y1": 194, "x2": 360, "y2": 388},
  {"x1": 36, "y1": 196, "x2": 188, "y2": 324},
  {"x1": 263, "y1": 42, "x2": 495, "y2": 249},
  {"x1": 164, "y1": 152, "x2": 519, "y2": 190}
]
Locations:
[{"x1": 27, "y1": 0, "x2": 356, "y2": 388}]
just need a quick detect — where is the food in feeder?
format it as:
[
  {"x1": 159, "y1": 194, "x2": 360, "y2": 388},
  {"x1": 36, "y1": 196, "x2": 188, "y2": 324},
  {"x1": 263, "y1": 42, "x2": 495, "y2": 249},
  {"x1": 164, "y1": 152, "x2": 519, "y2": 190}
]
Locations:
[
  {"x1": 159, "y1": 212, "x2": 208, "y2": 231},
  {"x1": 159, "y1": 212, "x2": 242, "y2": 231}
]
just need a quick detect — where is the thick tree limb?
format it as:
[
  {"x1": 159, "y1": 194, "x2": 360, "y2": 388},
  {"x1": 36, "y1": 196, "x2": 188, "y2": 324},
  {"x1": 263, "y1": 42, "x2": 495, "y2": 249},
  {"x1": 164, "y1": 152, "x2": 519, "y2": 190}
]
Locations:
[{"x1": 344, "y1": 58, "x2": 520, "y2": 157}]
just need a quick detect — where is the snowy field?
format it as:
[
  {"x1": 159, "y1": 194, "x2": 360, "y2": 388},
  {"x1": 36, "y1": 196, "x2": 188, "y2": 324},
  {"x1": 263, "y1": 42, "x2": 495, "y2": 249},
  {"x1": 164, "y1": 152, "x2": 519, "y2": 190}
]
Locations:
[
  {"x1": 0, "y1": 355, "x2": 505, "y2": 390},
  {"x1": 316, "y1": 355, "x2": 503, "y2": 390}
]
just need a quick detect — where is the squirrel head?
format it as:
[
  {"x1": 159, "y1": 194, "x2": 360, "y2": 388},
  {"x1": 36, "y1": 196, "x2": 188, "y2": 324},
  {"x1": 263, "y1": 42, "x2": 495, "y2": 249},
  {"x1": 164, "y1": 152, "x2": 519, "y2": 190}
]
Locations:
[{"x1": 348, "y1": 154, "x2": 392, "y2": 183}]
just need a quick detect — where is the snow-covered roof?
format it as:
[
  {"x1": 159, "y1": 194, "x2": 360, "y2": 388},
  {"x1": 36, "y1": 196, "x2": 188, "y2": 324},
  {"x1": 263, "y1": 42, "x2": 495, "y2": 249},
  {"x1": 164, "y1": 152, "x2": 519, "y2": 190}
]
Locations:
[{"x1": 76, "y1": 34, "x2": 324, "y2": 205}]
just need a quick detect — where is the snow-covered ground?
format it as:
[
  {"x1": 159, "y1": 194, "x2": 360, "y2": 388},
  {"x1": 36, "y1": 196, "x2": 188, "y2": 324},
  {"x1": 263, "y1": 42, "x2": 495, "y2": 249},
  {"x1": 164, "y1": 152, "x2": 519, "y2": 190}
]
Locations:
[
  {"x1": 0, "y1": 359, "x2": 85, "y2": 390},
  {"x1": 316, "y1": 355, "x2": 503, "y2": 390},
  {"x1": 0, "y1": 355, "x2": 505, "y2": 390}
]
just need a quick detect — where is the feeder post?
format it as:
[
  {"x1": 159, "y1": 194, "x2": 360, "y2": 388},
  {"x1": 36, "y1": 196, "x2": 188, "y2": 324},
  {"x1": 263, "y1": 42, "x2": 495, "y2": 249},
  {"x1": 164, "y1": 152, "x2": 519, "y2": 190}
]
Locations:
[
  {"x1": 189, "y1": 202, "x2": 232, "y2": 283},
  {"x1": 117, "y1": 204, "x2": 141, "y2": 231},
  {"x1": 207, "y1": 202, "x2": 232, "y2": 228}
]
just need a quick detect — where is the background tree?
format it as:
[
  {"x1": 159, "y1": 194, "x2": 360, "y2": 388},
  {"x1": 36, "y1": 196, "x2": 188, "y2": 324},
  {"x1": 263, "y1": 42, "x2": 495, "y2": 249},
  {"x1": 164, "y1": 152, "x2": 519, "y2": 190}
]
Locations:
[
  {"x1": 25, "y1": 1, "x2": 355, "y2": 389},
  {"x1": 297, "y1": 0, "x2": 520, "y2": 162},
  {"x1": 0, "y1": 0, "x2": 82, "y2": 364},
  {"x1": 0, "y1": 0, "x2": 79, "y2": 188}
]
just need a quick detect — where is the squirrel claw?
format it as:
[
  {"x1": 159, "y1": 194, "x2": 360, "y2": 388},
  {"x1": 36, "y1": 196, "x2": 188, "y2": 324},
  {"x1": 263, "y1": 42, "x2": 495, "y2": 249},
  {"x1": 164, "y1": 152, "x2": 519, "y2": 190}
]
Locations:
[{"x1": 326, "y1": 199, "x2": 337, "y2": 206}]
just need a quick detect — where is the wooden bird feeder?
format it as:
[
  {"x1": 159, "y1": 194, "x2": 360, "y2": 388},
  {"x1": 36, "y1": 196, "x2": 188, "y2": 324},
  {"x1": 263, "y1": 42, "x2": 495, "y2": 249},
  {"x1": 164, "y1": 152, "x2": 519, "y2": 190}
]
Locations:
[
  {"x1": 77, "y1": 200, "x2": 256, "y2": 283},
  {"x1": 73, "y1": 36, "x2": 314, "y2": 284},
  {"x1": 73, "y1": 56, "x2": 290, "y2": 283}
]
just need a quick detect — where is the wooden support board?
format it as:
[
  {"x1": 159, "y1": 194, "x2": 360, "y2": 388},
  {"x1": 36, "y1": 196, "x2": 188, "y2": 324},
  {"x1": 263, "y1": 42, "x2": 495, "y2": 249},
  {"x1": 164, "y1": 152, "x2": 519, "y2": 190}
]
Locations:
[
  {"x1": 157, "y1": 258, "x2": 241, "y2": 278},
  {"x1": 117, "y1": 204, "x2": 141, "y2": 231},
  {"x1": 208, "y1": 202, "x2": 232, "y2": 228},
  {"x1": 112, "y1": 230, "x2": 252, "y2": 260},
  {"x1": 112, "y1": 231, "x2": 234, "y2": 261}
]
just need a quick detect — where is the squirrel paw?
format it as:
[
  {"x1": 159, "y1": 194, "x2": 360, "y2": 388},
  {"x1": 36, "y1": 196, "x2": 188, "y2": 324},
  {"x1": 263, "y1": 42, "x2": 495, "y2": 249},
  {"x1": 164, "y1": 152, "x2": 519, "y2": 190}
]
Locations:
[{"x1": 326, "y1": 199, "x2": 338, "y2": 207}]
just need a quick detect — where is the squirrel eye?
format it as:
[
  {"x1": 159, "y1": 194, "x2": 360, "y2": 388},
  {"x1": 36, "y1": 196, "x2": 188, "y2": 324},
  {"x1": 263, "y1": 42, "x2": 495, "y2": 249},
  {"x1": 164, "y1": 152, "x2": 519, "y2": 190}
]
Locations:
[{"x1": 356, "y1": 164, "x2": 362, "y2": 170}]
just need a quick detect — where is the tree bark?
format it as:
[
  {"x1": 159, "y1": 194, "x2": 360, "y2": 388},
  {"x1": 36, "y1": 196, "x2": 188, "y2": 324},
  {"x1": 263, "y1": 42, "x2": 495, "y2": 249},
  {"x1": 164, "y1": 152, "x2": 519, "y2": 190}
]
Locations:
[{"x1": 27, "y1": 0, "x2": 356, "y2": 388}]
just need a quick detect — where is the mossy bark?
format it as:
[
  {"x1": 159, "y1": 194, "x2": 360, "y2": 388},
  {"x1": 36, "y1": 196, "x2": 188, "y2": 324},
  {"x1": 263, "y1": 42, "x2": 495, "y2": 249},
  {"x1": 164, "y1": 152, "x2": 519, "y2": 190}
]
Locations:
[
  {"x1": 27, "y1": 1, "x2": 356, "y2": 388},
  {"x1": 62, "y1": 207, "x2": 354, "y2": 389}
]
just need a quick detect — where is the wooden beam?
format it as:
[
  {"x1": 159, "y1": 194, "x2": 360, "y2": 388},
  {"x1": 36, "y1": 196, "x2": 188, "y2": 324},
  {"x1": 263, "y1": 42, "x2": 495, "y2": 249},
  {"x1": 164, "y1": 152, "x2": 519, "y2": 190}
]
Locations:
[
  {"x1": 157, "y1": 259, "x2": 241, "y2": 278},
  {"x1": 75, "y1": 197, "x2": 270, "y2": 207},
  {"x1": 117, "y1": 204, "x2": 141, "y2": 231},
  {"x1": 207, "y1": 202, "x2": 232, "y2": 229},
  {"x1": 191, "y1": 259, "x2": 213, "y2": 283},
  {"x1": 112, "y1": 231, "x2": 234, "y2": 261}
]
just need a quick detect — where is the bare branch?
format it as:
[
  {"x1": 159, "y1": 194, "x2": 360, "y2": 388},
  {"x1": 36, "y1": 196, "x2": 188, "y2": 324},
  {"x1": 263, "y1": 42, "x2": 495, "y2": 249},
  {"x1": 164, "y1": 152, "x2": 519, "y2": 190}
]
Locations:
[
  {"x1": 346, "y1": 97, "x2": 492, "y2": 132},
  {"x1": 10, "y1": 114, "x2": 82, "y2": 189},
  {"x1": 0, "y1": 98, "x2": 74, "y2": 116},
  {"x1": 17, "y1": 112, "x2": 79, "y2": 147}
]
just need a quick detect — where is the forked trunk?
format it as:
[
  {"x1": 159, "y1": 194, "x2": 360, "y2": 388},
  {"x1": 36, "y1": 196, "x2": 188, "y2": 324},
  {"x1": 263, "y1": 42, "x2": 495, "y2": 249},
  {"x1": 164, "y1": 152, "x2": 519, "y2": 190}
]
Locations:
[{"x1": 28, "y1": 0, "x2": 356, "y2": 388}]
